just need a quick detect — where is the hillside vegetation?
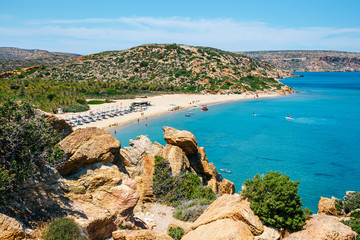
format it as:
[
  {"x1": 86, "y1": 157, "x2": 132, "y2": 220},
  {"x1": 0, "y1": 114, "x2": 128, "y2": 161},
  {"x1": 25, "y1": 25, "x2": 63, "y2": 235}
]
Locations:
[
  {"x1": 239, "y1": 50, "x2": 360, "y2": 72},
  {"x1": 0, "y1": 44, "x2": 294, "y2": 111}
]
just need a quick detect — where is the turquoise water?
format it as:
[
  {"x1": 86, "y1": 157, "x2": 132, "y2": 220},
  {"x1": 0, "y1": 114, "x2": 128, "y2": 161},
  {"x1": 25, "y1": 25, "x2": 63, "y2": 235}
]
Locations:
[{"x1": 111, "y1": 72, "x2": 360, "y2": 212}]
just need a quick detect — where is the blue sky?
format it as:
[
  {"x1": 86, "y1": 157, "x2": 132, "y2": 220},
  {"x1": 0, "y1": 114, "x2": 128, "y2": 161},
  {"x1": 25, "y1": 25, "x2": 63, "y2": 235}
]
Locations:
[{"x1": 1, "y1": 0, "x2": 359, "y2": 54}]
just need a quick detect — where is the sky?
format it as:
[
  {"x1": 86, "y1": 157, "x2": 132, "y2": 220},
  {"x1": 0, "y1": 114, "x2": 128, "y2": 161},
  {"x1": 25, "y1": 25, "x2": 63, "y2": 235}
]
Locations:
[{"x1": 1, "y1": 0, "x2": 360, "y2": 54}]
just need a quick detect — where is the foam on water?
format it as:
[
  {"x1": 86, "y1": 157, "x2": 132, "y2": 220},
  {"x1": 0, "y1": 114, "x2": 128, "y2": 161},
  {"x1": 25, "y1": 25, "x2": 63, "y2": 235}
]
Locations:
[{"x1": 111, "y1": 72, "x2": 360, "y2": 212}]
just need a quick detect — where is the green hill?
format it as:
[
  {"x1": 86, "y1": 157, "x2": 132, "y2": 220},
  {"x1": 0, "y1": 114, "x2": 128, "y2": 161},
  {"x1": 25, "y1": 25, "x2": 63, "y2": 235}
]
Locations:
[{"x1": 0, "y1": 44, "x2": 294, "y2": 111}]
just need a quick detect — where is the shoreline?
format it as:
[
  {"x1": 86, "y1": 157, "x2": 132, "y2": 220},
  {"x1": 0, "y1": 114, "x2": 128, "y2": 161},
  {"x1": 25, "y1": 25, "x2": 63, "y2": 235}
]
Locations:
[{"x1": 55, "y1": 92, "x2": 292, "y2": 130}]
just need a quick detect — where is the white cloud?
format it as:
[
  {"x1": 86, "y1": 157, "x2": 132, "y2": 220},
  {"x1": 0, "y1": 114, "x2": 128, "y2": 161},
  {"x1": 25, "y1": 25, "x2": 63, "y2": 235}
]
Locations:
[{"x1": 2, "y1": 17, "x2": 360, "y2": 54}]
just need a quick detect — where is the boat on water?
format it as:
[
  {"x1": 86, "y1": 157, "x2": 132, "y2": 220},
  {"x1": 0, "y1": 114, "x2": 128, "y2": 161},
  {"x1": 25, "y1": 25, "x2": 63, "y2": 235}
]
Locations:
[
  {"x1": 220, "y1": 168, "x2": 231, "y2": 173},
  {"x1": 285, "y1": 115, "x2": 293, "y2": 120},
  {"x1": 185, "y1": 113, "x2": 191, "y2": 117},
  {"x1": 202, "y1": 105, "x2": 208, "y2": 111}
]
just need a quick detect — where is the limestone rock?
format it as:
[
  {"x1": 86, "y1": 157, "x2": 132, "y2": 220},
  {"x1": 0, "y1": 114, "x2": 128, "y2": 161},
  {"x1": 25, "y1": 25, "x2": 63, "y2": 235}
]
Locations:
[
  {"x1": 318, "y1": 196, "x2": 342, "y2": 216},
  {"x1": 284, "y1": 214, "x2": 357, "y2": 240},
  {"x1": 255, "y1": 226, "x2": 280, "y2": 240},
  {"x1": 182, "y1": 218, "x2": 254, "y2": 240},
  {"x1": 162, "y1": 126, "x2": 198, "y2": 154},
  {"x1": 58, "y1": 127, "x2": 122, "y2": 175},
  {"x1": 138, "y1": 156, "x2": 156, "y2": 202},
  {"x1": 160, "y1": 144, "x2": 191, "y2": 175},
  {"x1": 219, "y1": 178, "x2": 235, "y2": 195},
  {"x1": 120, "y1": 135, "x2": 163, "y2": 178},
  {"x1": 112, "y1": 229, "x2": 172, "y2": 240},
  {"x1": 0, "y1": 213, "x2": 25, "y2": 240},
  {"x1": 189, "y1": 194, "x2": 264, "y2": 236}
]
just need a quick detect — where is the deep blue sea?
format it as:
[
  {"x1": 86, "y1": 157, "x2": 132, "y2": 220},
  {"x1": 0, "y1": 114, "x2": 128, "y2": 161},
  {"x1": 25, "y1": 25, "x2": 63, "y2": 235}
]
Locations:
[{"x1": 111, "y1": 72, "x2": 360, "y2": 212}]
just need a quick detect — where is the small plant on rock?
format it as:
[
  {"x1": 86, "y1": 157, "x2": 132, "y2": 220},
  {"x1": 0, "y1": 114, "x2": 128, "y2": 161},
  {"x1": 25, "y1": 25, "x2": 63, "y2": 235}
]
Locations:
[
  {"x1": 42, "y1": 217, "x2": 89, "y2": 240},
  {"x1": 168, "y1": 226, "x2": 185, "y2": 240}
]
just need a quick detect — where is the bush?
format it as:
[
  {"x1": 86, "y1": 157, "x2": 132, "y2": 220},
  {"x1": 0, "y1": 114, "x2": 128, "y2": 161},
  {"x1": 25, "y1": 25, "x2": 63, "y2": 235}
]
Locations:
[
  {"x1": 87, "y1": 100, "x2": 105, "y2": 105},
  {"x1": 64, "y1": 104, "x2": 89, "y2": 113},
  {"x1": 42, "y1": 217, "x2": 88, "y2": 240},
  {"x1": 0, "y1": 99, "x2": 64, "y2": 201},
  {"x1": 153, "y1": 156, "x2": 216, "y2": 221},
  {"x1": 168, "y1": 226, "x2": 185, "y2": 240},
  {"x1": 342, "y1": 218, "x2": 360, "y2": 240},
  {"x1": 76, "y1": 99, "x2": 87, "y2": 105},
  {"x1": 242, "y1": 171, "x2": 306, "y2": 231},
  {"x1": 336, "y1": 192, "x2": 360, "y2": 214}
]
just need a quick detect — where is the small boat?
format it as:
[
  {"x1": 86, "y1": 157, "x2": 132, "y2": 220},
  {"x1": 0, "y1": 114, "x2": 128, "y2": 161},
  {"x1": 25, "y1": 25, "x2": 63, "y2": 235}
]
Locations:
[
  {"x1": 285, "y1": 115, "x2": 293, "y2": 120},
  {"x1": 185, "y1": 113, "x2": 191, "y2": 117},
  {"x1": 202, "y1": 106, "x2": 208, "y2": 111},
  {"x1": 220, "y1": 168, "x2": 231, "y2": 173}
]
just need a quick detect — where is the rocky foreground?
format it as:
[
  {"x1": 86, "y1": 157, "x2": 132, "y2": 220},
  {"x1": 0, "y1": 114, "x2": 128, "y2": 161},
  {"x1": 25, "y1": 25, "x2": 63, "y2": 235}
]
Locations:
[{"x1": 0, "y1": 117, "x2": 358, "y2": 240}]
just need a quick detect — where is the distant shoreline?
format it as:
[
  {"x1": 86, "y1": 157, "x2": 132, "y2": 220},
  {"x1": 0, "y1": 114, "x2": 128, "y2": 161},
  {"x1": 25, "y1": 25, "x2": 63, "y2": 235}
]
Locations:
[{"x1": 55, "y1": 91, "x2": 293, "y2": 131}]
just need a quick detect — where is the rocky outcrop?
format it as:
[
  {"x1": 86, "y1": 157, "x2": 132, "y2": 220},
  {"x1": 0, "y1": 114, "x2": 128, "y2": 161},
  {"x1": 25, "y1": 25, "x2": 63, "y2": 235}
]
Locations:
[
  {"x1": 120, "y1": 135, "x2": 163, "y2": 178},
  {"x1": 0, "y1": 213, "x2": 25, "y2": 240},
  {"x1": 160, "y1": 144, "x2": 191, "y2": 175},
  {"x1": 162, "y1": 127, "x2": 233, "y2": 194},
  {"x1": 284, "y1": 215, "x2": 357, "y2": 240},
  {"x1": 112, "y1": 229, "x2": 172, "y2": 240},
  {"x1": 45, "y1": 114, "x2": 73, "y2": 139},
  {"x1": 182, "y1": 194, "x2": 264, "y2": 240},
  {"x1": 318, "y1": 197, "x2": 342, "y2": 216},
  {"x1": 64, "y1": 164, "x2": 140, "y2": 239},
  {"x1": 58, "y1": 127, "x2": 122, "y2": 175},
  {"x1": 219, "y1": 178, "x2": 236, "y2": 195}
]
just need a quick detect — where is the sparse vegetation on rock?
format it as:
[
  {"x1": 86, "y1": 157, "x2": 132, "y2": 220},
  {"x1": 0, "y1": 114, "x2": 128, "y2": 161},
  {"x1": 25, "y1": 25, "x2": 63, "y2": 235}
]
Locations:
[
  {"x1": 242, "y1": 171, "x2": 306, "y2": 231},
  {"x1": 153, "y1": 155, "x2": 216, "y2": 221},
  {"x1": 168, "y1": 226, "x2": 185, "y2": 240},
  {"x1": 42, "y1": 217, "x2": 89, "y2": 240}
]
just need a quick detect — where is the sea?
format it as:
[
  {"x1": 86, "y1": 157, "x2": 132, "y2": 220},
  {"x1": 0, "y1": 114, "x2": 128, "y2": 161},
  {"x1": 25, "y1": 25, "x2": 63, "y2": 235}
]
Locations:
[{"x1": 110, "y1": 72, "x2": 360, "y2": 212}]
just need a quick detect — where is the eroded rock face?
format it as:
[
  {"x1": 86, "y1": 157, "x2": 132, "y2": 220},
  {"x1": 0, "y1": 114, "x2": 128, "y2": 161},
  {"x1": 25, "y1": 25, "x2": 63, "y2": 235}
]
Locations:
[
  {"x1": 58, "y1": 127, "x2": 122, "y2": 175},
  {"x1": 284, "y1": 215, "x2": 357, "y2": 240},
  {"x1": 255, "y1": 226, "x2": 280, "y2": 240},
  {"x1": 219, "y1": 178, "x2": 236, "y2": 195},
  {"x1": 184, "y1": 194, "x2": 264, "y2": 239},
  {"x1": 163, "y1": 126, "x2": 198, "y2": 154},
  {"x1": 112, "y1": 229, "x2": 172, "y2": 240},
  {"x1": 0, "y1": 213, "x2": 25, "y2": 240},
  {"x1": 64, "y1": 164, "x2": 140, "y2": 240},
  {"x1": 160, "y1": 144, "x2": 191, "y2": 175},
  {"x1": 120, "y1": 135, "x2": 163, "y2": 178},
  {"x1": 318, "y1": 197, "x2": 342, "y2": 216}
]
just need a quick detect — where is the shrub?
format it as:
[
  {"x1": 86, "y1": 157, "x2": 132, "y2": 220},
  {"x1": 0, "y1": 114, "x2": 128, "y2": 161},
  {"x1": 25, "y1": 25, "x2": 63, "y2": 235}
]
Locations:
[
  {"x1": 0, "y1": 99, "x2": 64, "y2": 201},
  {"x1": 168, "y1": 226, "x2": 185, "y2": 240},
  {"x1": 342, "y1": 217, "x2": 360, "y2": 240},
  {"x1": 76, "y1": 99, "x2": 87, "y2": 105},
  {"x1": 153, "y1": 156, "x2": 216, "y2": 221},
  {"x1": 42, "y1": 217, "x2": 88, "y2": 240},
  {"x1": 87, "y1": 100, "x2": 105, "y2": 105},
  {"x1": 242, "y1": 171, "x2": 306, "y2": 231},
  {"x1": 64, "y1": 104, "x2": 89, "y2": 113},
  {"x1": 344, "y1": 192, "x2": 360, "y2": 214}
]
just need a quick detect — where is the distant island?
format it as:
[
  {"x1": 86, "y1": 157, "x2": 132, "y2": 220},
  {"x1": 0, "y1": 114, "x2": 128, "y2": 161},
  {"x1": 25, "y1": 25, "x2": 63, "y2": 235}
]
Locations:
[{"x1": 238, "y1": 50, "x2": 360, "y2": 72}]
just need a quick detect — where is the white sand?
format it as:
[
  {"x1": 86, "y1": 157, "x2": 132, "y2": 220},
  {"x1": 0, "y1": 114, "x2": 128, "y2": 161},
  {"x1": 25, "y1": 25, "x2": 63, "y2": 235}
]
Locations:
[{"x1": 55, "y1": 92, "x2": 284, "y2": 130}]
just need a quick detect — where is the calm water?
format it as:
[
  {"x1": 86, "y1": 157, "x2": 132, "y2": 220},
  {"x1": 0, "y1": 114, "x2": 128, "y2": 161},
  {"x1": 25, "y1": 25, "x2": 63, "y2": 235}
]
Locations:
[{"x1": 111, "y1": 72, "x2": 360, "y2": 212}]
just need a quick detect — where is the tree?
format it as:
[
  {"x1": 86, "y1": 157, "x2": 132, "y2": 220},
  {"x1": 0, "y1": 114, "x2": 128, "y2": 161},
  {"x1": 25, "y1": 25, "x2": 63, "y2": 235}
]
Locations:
[
  {"x1": 242, "y1": 171, "x2": 306, "y2": 231},
  {"x1": 0, "y1": 99, "x2": 63, "y2": 201}
]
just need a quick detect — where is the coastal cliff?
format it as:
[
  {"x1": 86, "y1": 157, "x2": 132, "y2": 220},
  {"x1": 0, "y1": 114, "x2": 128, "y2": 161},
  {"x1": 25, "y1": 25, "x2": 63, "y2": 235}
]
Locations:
[{"x1": 239, "y1": 50, "x2": 360, "y2": 72}]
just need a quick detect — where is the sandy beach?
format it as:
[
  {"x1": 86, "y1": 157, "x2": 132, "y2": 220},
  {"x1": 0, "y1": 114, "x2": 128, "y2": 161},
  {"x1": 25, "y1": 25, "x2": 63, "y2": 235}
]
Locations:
[{"x1": 55, "y1": 92, "x2": 284, "y2": 130}]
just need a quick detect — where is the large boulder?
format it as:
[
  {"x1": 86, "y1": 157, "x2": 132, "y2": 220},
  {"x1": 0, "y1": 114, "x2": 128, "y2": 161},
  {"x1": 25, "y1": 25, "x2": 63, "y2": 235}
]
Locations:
[
  {"x1": 160, "y1": 144, "x2": 191, "y2": 175},
  {"x1": 163, "y1": 126, "x2": 198, "y2": 154},
  {"x1": 138, "y1": 156, "x2": 156, "y2": 203},
  {"x1": 318, "y1": 196, "x2": 342, "y2": 216},
  {"x1": 112, "y1": 230, "x2": 172, "y2": 240},
  {"x1": 185, "y1": 194, "x2": 264, "y2": 238},
  {"x1": 58, "y1": 127, "x2": 122, "y2": 175},
  {"x1": 0, "y1": 213, "x2": 25, "y2": 240},
  {"x1": 255, "y1": 226, "x2": 281, "y2": 240},
  {"x1": 284, "y1": 214, "x2": 357, "y2": 240},
  {"x1": 65, "y1": 164, "x2": 140, "y2": 240},
  {"x1": 182, "y1": 218, "x2": 254, "y2": 240},
  {"x1": 120, "y1": 135, "x2": 163, "y2": 178}
]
